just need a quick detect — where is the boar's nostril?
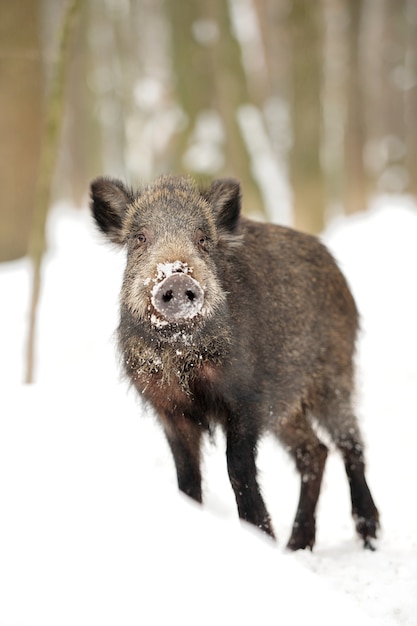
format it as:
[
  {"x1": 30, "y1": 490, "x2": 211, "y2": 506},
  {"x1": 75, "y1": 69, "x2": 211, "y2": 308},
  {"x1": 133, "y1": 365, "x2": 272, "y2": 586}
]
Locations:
[
  {"x1": 151, "y1": 274, "x2": 204, "y2": 322},
  {"x1": 186, "y1": 290, "x2": 196, "y2": 301},
  {"x1": 162, "y1": 290, "x2": 173, "y2": 303}
]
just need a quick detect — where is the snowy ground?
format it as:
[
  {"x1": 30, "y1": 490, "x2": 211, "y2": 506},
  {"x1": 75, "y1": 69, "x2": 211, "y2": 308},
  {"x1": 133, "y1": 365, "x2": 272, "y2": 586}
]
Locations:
[{"x1": 1, "y1": 195, "x2": 416, "y2": 625}]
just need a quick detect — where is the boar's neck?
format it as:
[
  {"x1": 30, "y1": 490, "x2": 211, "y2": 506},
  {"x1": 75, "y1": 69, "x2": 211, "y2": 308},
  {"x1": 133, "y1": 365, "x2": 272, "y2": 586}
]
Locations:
[{"x1": 117, "y1": 306, "x2": 231, "y2": 397}]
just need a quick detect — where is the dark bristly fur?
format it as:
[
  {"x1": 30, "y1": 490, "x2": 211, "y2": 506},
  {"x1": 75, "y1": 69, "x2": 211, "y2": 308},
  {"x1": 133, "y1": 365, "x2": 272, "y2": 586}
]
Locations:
[{"x1": 90, "y1": 174, "x2": 379, "y2": 550}]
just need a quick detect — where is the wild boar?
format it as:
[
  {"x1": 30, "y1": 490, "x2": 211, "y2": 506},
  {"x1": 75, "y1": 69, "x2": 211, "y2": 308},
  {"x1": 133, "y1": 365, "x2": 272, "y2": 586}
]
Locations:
[{"x1": 90, "y1": 174, "x2": 379, "y2": 550}]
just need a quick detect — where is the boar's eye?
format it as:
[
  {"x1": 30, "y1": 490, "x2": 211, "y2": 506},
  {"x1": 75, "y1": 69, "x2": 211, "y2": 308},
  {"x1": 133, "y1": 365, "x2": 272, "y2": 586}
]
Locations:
[
  {"x1": 132, "y1": 228, "x2": 152, "y2": 249},
  {"x1": 136, "y1": 233, "x2": 147, "y2": 245},
  {"x1": 196, "y1": 230, "x2": 209, "y2": 251}
]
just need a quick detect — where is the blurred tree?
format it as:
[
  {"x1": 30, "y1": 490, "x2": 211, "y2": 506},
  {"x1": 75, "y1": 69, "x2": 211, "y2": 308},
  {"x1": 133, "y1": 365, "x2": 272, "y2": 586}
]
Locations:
[
  {"x1": 124, "y1": 0, "x2": 175, "y2": 183},
  {"x1": 362, "y1": 0, "x2": 409, "y2": 199},
  {"x1": 56, "y1": 0, "x2": 102, "y2": 205},
  {"x1": 344, "y1": 0, "x2": 367, "y2": 213},
  {"x1": 233, "y1": 0, "x2": 293, "y2": 225},
  {"x1": 378, "y1": 0, "x2": 407, "y2": 194},
  {"x1": 166, "y1": 0, "x2": 265, "y2": 218},
  {"x1": 0, "y1": 0, "x2": 43, "y2": 262},
  {"x1": 321, "y1": 0, "x2": 349, "y2": 217},
  {"x1": 26, "y1": 0, "x2": 82, "y2": 383},
  {"x1": 405, "y1": 0, "x2": 417, "y2": 196},
  {"x1": 287, "y1": 0, "x2": 326, "y2": 233}
]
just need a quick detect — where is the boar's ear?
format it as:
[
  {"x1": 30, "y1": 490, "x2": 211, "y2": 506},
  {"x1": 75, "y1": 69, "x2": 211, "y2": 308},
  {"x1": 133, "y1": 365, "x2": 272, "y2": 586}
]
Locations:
[
  {"x1": 205, "y1": 178, "x2": 241, "y2": 234},
  {"x1": 90, "y1": 177, "x2": 134, "y2": 244}
]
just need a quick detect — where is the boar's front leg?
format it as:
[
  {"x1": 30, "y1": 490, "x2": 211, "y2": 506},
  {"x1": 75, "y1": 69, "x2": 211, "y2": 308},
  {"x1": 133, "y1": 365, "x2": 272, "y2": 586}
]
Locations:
[
  {"x1": 226, "y1": 417, "x2": 275, "y2": 539},
  {"x1": 163, "y1": 413, "x2": 203, "y2": 503}
]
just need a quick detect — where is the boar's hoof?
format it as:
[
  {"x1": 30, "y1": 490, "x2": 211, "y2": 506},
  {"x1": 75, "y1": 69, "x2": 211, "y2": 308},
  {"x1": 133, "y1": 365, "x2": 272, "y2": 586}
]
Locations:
[{"x1": 152, "y1": 274, "x2": 204, "y2": 322}]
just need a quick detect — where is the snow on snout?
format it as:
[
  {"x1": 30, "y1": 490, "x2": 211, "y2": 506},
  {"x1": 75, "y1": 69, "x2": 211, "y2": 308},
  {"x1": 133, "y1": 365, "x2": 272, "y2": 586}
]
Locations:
[
  {"x1": 143, "y1": 261, "x2": 193, "y2": 287},
  {"x1": 156, "y1": 261, "x2": 192, "y2": 281}
]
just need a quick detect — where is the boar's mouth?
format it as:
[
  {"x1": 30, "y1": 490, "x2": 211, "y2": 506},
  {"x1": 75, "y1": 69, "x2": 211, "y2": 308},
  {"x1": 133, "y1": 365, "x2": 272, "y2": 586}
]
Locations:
[{"x1": 151, "y1": 273, "x2": 204, "y2": 324}]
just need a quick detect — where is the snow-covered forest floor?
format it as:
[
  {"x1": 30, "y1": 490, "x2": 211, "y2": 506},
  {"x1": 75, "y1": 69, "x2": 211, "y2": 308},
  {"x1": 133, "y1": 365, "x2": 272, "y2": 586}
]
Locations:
[{"x1": 1, "y1": 195, "x2": 416, "y2": 625}]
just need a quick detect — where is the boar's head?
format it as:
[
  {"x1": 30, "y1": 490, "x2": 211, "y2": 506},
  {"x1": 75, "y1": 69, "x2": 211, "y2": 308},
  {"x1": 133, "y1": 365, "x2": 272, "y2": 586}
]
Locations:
[{"x1": 90, "y1": 175, "x2": 242, "y2": 333}]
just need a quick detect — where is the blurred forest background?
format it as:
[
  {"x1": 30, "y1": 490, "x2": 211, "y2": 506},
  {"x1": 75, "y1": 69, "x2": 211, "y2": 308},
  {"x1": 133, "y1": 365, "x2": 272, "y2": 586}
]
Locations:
[{"x1": 1, "y1": 0, "x2": 416, "y2": 262}]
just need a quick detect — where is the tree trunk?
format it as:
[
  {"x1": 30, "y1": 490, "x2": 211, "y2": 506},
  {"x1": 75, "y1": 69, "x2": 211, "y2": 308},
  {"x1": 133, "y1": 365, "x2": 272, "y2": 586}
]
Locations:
[
  {"x1": 405, "y1": 0, "x2": 417, "y2": 196},
  {"x1": 165, "y1": 0, "x2": 265, "y2": 218},
  {"x1": 344, "y1": 0, "x2": 367, "y2": 213},
  {"x1": 288, "y1": 1, "x2": 326, "y2": 233},
  {"x1": 25, "y1": 0, "x2": 82, "y2": 383},
  {"x1": 321, "y1": 0, "x2": 349, "y2": 216},
  {"x1": 0, "y1": 0, "x2": 43, "y2": 261}
]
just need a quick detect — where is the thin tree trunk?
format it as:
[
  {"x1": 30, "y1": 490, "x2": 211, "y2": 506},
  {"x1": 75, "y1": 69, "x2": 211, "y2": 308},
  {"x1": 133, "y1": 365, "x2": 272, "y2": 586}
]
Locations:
[
  {"x1": 321, "y1": 0, "x2": 349, "y2": 216},
  {"x1": 405, "y1": 0, "x2": 417, "y2": 196},
  {"x1": 25, "y1": 0, "x2": 82, "y2": 384},
  {"x1": 344, "y1": 0, "x2": 367, "y2": 213}
]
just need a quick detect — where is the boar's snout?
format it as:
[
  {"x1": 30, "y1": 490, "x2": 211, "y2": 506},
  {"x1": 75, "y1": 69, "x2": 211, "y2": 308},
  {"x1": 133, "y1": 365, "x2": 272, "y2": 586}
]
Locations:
[{"x1": 151, "y1": 273, "x2": 204, "y2": 322}]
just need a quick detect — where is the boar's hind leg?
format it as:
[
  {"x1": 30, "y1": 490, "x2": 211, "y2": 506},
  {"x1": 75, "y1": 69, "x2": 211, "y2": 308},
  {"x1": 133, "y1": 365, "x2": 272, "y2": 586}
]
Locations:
[
  {"x1": 163, "y1": 415, "x2": 203, "y2": 503},
  {"x1": 336, "y1": 430, "x2": 380, "y2": 549},
  {"x1": 226, "y1": 424, "x2": 275, "y2": 538},
  {"x1": 316, "y1": 393, "x2": 380, "y2": 549},
  {"x1": 276, "y1": 408, "x2": 328, "y2": 550}
]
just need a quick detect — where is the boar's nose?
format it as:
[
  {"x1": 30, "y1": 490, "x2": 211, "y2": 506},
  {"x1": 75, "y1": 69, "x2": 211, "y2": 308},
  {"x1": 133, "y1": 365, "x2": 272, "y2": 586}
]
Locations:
[{"x1": 151, "y1": 274, "x2": 204, "y2": 322}]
